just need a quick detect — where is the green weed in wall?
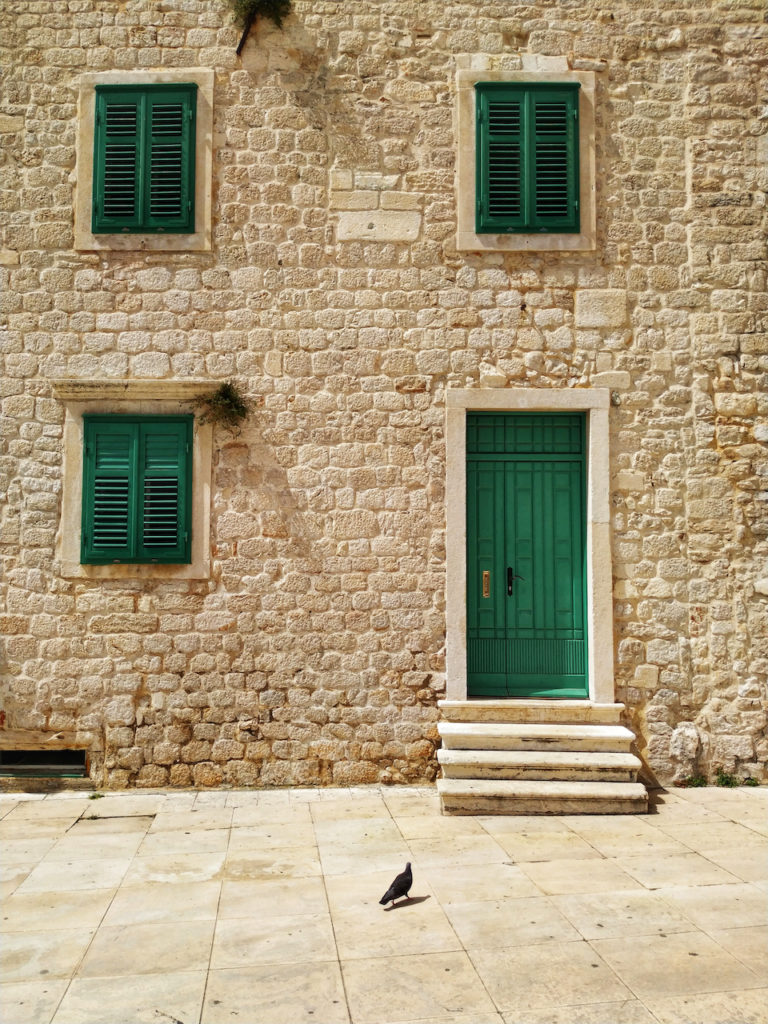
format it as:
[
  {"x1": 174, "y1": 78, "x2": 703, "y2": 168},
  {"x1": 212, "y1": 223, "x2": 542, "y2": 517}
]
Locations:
[
  {"x1": 194, "y1": 380, "x2": 253, "y2": 432},
  {"x1": 228, "y1": 0, "x2": 293, "y2": 55}
]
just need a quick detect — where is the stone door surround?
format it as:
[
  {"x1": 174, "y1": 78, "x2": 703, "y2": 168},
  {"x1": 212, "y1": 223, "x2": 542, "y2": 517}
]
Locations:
[{"x1": 445, "y1": 388, "x2": 614, "y2": 704}]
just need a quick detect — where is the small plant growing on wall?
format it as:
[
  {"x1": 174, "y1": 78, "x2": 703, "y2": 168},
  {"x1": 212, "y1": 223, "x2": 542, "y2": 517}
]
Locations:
[
  {"x1": 194, "y1": 380, "x2": 253, "y2": 433},
  {"x1": 228, "y1": 0, "x2": 293, "y2": 55},
  {"x1": 715, "y1": 770, "x2": 741, "y2": 788},
  {"x1": 674, "y1": 775, "x2": 707, "y2": 788}
]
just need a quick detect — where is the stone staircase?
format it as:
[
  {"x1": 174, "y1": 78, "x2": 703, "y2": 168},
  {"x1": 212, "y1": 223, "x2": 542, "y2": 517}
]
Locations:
[{"x1": 437, "y1": 700, "x2": 648, "y2": 815}]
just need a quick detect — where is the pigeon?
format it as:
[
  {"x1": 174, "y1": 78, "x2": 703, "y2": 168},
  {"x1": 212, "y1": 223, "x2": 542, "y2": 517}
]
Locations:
[{"x1": 379, "y1": 862, "x2": 412, "y2": 907}]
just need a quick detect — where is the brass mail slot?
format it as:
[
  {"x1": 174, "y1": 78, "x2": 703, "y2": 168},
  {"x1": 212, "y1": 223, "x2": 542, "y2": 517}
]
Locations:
[{"x1": 482, "y1": 571, "x2": 490, "y2": 598}]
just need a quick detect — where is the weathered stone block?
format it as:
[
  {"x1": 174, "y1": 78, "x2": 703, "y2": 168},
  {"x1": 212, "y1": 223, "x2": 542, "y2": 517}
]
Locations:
[
  {"x1": 211, "y1": 739, "x2": 245, "y2": 761},
  {"x1": 330, "y1": 191, "x2": 378, "y2": 211},
  {"x1": 104, "y1": 697, "x2": 135, "y2": 727},
  {"x1": 575, "y1": 290, "x2": 628, "y2": 328},
  {"x1": 192, "y1": 761, "x2": 223, "y2": 786},
  {"x1": 89, "y1": 615, "x2": 158, "y2": 634},
  {"x1": 592, "y1": 371, "x2": 631, "y2": 389},
  {"x1": 336, "y1": 211, "x2": 421, "y2": 242},
  {"x1": 331, "y1": 510, "x2": 379, "y2": 538},
  {"x1": 714, "y1": 393, "x2": 758, "y2": 417},
  {"x1": 634, "y1": 665, "x2": 660, "y2": 688},
  {"x1": 615, "y1": 472, "x2": 646, "y2": 490},
  {"x1": 0, "y1": 115, "x2": 24, "y2": 133},
  {"x1": 182, "y1": 740, "x2": 212, "y2": 762},
  {"x1": 646, "y1": 640, "x2": 680, "y2": 666}
]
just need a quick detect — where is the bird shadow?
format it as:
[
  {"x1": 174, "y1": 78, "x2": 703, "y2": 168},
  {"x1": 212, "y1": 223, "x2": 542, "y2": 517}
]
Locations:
[{"x1": 383, "y1": 895, "x2": 431, "y2": 911}]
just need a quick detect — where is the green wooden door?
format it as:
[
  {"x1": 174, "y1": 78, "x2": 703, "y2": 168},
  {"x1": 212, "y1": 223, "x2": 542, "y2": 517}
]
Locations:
[{"x1": 467, "y1": 412, "x2": 587, "y2": 698}]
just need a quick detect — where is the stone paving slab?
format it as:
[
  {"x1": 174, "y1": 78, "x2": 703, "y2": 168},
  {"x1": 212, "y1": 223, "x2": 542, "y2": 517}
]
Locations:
[{"x1": 0, "y1": 785, "x2": 766, "y2": 1024}]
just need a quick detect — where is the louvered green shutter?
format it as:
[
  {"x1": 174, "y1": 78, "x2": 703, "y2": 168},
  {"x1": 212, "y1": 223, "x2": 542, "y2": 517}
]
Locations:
[
  {"x1": 476, "y1": 90, "x2": 525, "y2": 232},
  {"x1": 92, "y1": 84, "x2": 196, "y2": 234},
  {"x1": 530, "y1": 87, "x2": 579, "y2": 232},
  {"x1": 92, "y1": 94, "x2": 142, "y2": 231},
  {"x1": 143, "y1": 88, "x2": 196, "y2": 232},
  {"x1": 137, "y1": 421, "x2": 191, "y2": 562},
  {"x1": 82, "y1": 418, "x2": 138, "y2": 562},
  {"x1": 476, "y1": 82, "x2": 580, "y2": 234},
  {"x1": 81, "y1": 416, "x2": 192, "y2": 564}
]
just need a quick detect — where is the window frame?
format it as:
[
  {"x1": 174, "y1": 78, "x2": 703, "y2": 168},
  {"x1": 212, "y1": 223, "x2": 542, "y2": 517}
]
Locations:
[
  {"x1": 456, "y1": 68, "x2": 596, "y2": 252},
  {"x1": 54, "y1": 380, "x2": 213, "y2": 581},
  {"x1": 81, "y1": 414, "x2": 193, "y2": 565},
  {"x1": 75, "y1": 70, "x2": 214, "y2": 252},
  {"x1": 91, "y1": 83, "x2": 197, "y2": 236}
]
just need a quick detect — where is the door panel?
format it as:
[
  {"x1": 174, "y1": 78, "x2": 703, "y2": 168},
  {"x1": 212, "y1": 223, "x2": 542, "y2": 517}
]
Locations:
[
  {"x1": 467, "y1": 413, "x2": 587, "y2": 698},
  {"x1": 467, "y1": 461, "x2": 507, "y2": 691}
]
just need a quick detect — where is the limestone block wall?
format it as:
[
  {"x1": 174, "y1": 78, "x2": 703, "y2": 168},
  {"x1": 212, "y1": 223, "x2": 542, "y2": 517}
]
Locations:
[{"x1": 0, "y1": 0, "x2": 766, "y2": 787}]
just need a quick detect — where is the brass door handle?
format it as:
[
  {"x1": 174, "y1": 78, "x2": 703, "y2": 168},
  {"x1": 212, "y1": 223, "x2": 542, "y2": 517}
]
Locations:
[{"x1": 482, "y1": 571, "x2": 490, "y2": 598}]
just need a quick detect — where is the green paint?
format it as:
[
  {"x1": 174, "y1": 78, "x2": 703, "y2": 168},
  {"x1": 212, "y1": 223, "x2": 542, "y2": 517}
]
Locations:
[
  {"x1": 81, "y1": 415, "x2": 192, "y2": 564},
  {"x1": 467, "y1": 413, "x2": 587, "y2": 698},
  {"x1": 475, "y1": 82, "x2": 580, "y2": 234},
  {"x1": 92, "y1": 83, "x2": 196, "y2": 234}
]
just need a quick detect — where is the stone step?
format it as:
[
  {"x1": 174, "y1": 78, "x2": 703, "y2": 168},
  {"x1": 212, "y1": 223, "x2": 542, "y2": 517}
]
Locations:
[
  {"x1": 438, "y1": 700, "x2": 625, "y2": 726},
  {"x1": 438, "y1": 778, "x2": 649, "y2": 815},
  {"x1": 438, "y1": 748, "x2": 642, "y2": 782},
  {"x1": 438, "y1": 721, "x2": 636, "y2": 753}
]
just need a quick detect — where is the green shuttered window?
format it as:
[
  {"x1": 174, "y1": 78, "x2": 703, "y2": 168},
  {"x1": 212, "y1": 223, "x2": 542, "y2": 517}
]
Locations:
[
  {"x1": 92, "y1": 83, "x2": 196, "y2": 234},
  {"x1": 81, "y1": 416, "x2": 193, "y2": 564},
  {"x1": 475, "y1": 82, "x2": 580, "y2": 234}
]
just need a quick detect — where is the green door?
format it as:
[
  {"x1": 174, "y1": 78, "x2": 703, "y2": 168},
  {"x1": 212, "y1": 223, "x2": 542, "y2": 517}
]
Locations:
[{"x1": 467, "y1": 412, "x2": 587, "y2": 698}]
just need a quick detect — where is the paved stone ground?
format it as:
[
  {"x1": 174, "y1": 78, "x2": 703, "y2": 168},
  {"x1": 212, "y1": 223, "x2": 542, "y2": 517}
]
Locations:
[{"x1": 1, "y1": 784, "x2": 766, "y2": 1024}]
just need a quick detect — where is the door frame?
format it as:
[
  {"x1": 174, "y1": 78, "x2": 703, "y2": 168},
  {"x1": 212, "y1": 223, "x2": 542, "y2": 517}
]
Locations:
[{"x1": 446, "y1": 388, "x2": 615, "y2": 704}]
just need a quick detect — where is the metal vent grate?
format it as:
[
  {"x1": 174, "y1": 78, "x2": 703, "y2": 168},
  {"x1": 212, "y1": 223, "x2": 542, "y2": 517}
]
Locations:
[{"x1": 0, "y1": 750, "x2": 88, "y2": 778}]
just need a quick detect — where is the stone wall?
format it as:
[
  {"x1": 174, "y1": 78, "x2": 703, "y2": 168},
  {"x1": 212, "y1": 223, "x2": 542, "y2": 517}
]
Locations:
[{"x1": 0, "y1": 0, "x2": 766, "y2": 787}]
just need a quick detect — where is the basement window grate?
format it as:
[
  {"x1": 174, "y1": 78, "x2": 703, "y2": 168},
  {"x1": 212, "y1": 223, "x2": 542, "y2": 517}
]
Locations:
[{"x1": 0, "y1": 750, "x2": 88, "y2": 778}]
